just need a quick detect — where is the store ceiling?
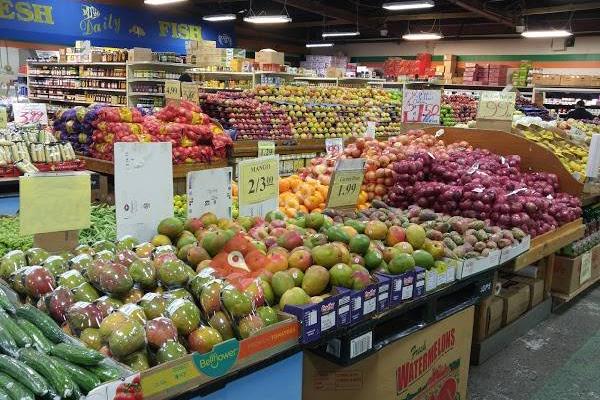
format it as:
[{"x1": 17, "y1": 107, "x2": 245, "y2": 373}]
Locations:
[{"x1": 175, "y1": 0, "x2": 600, "y2": 44}]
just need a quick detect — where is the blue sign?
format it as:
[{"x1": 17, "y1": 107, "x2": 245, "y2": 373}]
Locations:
[{"x1": 0, "y1": 0, "x2": 236, "y2": 52}]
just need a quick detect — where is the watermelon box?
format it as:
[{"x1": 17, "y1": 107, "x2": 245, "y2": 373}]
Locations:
[{"x1": 284, "y1": 287, "x2": 348, "y2": 344}]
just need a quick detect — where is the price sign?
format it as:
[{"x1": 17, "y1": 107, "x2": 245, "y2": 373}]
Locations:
[
  {"x1": 181, "y1": 82, "x2": 199, "y2": 103},
  {"x1": 365, "y1": 121, "x2": 376, "y2": 138},
  {"x1": 20, "y1": 172, "x2": 91, "y2": 235},
  {"x1": 0, "y1": 107, "x2": 7, "y2": 129},
  {"x1": 326, "y1": 158, "x2": 366, "y2": 209},
  {"x1": 115, "y1": 142, "x2": 173, "y2": 242},
  {"x1": 238, "y1": 156, "x2": 279, "y2": 217},
  {"x1": 401, "y1": 89, "x2": 441, "y2": 124},
  {"x1": 257, "y1": 140, "x2": 275, "y2": 157},
  {"x1": 187, "y1": 167, "x2": 233, "y2": 219},
  {"x1": 476, "y1": 91, "x2": 516, "y2": 121},
  {"x1": 325, "y1": 138, "x2": 344, "y2": 156},
  {"x1": 164, "y1": 80, "x2": 181, "y2": 100},
  {"x1": 586, "y1": 134, "x2": 600, "y2": 179},
  {"x1": 12, "y1": 103, "x2": 48, "y2": 126},
  {"x1": 580, "y1": 251, "x2": 592, "y2": 284}
]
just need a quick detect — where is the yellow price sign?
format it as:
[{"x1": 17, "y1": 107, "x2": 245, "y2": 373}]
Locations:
[
  {"x1": 0, "y1": 107, "x2": 7, "y2": 129},
  {"x1": 181, "y1": 82, "x2": 199, "y2": 103},
  {"x1": 141, "y1": 359, "x2": 200, "y2": 397},
  {"x1": 326, "y1": 158, "x2": 365, "y2": 209},
  {"x1": 238, "y1": 156, "x2": 279, "y2": 205},
  {"x1": 476, "y1": 91, "x2": 516, "y2": 121},
  {"x1": 20, "y1": 173, "x2": 91, "y2": 235},
  {"x1": 165, "y1": 80, "x2": 182, "y2": 100},
  {"x1": 257, "y1": 140, "x2": 275, "y2": 157}
]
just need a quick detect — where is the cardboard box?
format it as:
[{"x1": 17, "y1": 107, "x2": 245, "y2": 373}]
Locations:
[
  {"x1": 498, "y1": 281, "x2": 530, "y2": 325},
  {"x1": 510, "y1": 276, "x2": 544, "y2": 309},
  {"x1": 34, "y1": 230, "x2": 79, "y2": 252},
  {"x1": 326, "y1": 67, "x2": 345, "y2": 78},
  {"x1": 552, "y1": 251, "x2": 593, "y2": 295},
  {"x1": 128, "y1": 48, "x2": 152, "y2": 62},
  {"x1": 592, "y1": 245, "x2": 600, "y2": 277},
  {"x1": 255, "y1": 49, "x2": 284, "y2": 65},
  {"x1": 302, "y1": 307, "x2": 474, "y2": 400},
  {"x1": 482, "y1": 296, "x2": 504, "y2": 336}
]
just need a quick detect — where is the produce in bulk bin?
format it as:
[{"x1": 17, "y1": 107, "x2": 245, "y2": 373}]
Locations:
[{"x1": 441, "y1": 94, "x2": 477, "y2": 127}]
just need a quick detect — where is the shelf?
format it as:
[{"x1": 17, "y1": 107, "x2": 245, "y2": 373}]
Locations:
[
  {"x1": 198, "y1": 87, "x2": 245, "y2": 91},
  {"x1": 534, "y1": 87, "x2": 600, "y2": 93},
  {"x1": 29, "y1": 75, "x2": 126, "y2": 80},
  {"x1": 129, "y1": 92, "x2": 165, "y2": 96},
  {"x1": 28, "y1": 61, "x2": 126, "y2": 66},
  {"x1": 188, "y1": 70, "x2": 254, "y2": 77},
  {"x1": 29, "y1": 84, "x2": 126, "y2": 93},
  {"x1": 28, "y1": 96, "x2": 126, "y2": 107},
  {"x1": 552, "y1": 273, "x2": 600, "y2": 302},
  {"x1": 128, "y1": 61, "x2": 188, "y2": 67},
  {"x1": 128, "y1": 78, "x2": 168, "y2": 83},
  {"x1": 294, "y1": 77, "x2": 338, "y2": 81},
  {"x1": 255, "y1": 71, "x2": 296, "y2": 76},
  {"x1": 79, "y1": 76, "x2": 127, "y2": 80},
  {"x1": 544, "y1": 103, "x2": 600, "y2": 108},
  {"x1": 80, "y1": 156, "x2": 229, "y2": 177}
]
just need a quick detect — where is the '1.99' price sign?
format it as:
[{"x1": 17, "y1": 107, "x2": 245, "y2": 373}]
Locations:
[
  {"x1": 326, "y1": 158, "x2": 366, "y2": 209},
  {"x1": 476, "y1": 91, "x2": 516, "y2": 121},
  {"x1": 238, "y1": 155, "x2": 279, "y2": 217},
  {"x1": 401, "y1": 89, "x2": 441, "y2": 125},
  {"x1": 12, "y1": 103, "x2": 48, "y2": 126}
]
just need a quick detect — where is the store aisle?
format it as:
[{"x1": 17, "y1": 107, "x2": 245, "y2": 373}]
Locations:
[{"x1": 469, "y1": 285, "x2": 600, "y2": 400}]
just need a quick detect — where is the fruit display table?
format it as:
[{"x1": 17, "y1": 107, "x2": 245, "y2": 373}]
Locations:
[{"x1": 79, "y1": 156, "x2": 230, "y2": 200}]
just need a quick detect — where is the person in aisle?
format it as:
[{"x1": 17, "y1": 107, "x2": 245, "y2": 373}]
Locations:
[
  {"x1": 566, "y1": 100, "x2": 594, "y2": 120},
  {"x1": 179, "y1": 73, "x2": 193, "y2": 83}
]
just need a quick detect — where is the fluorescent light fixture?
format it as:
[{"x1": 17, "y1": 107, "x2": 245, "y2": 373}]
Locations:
[
  {"x1": 306, "y1": 43, "x2": 334, "y2": 48},
  {"x1": 402, "y1": 32, "x2": 442, "y2": 40},
  {"x1": 521, "y1": 29, "x2": 572, "y2": 38},
  {"x1": 243, "y1": 15, "x2": 292, "y2": 24},
  {"x1": 203, "y1": 14, "x2": 236, "y2": 22},
  {"x1": 322, "y1": 31, "x2": 360, "y2": 38},
  {"x1": 144, "y1": 0, "x2": 186, "y2": 5},
  {"x1": 383, "y1": 1, "x2": 434, "y2": 11}
]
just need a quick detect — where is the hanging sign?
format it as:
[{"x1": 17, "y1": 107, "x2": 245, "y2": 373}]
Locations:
[
  {"x1": 187, "y1": 167, "x2": 233, "y2": 219},
  {"x1": 20, "y1": 172, "x2": 91, "y2": 235},
  {"x1": 0, "y1": 108, "x2": 7, "y2": 129},
  {"x1": 12, "y1": 103, "x2": 48, "y2": 126},
  {"x1": 401, "y1": 89, "x2": 441, "y2": 124},
  {"x1": 238, "y1": 156, "x2": 279, "y2": 217},
  {"x1": 476, "y1": 91, "x2": 516, "y2": 121},
  {"x1": 325, "y1": 138, "x2": 344, "y2": 156},
  {"x1": 257, "y1": 141, "x2": 276, "y2": 157},
  {"x1": 115, "y1": 142, "x2": 173, "y2": 242},
  {"x1": 164, "y1": 80, "x2": 181, "y2": 100},
  {"x1": 326, "y1": 158, "x2": 366, "y2": 209},
  {"x1": 181, "y1": 82, "x2": 199, "y2": 103}
]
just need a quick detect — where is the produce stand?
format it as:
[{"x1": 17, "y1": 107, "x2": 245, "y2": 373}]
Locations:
[{"x1": 79, "y1": 155, "x2": 229, "y2": 200}]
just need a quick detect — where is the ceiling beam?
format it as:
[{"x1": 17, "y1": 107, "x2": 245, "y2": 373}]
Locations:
[
  {"x1": 271, "y1": 0, "x2": 368, "y2": 25},
  {"x1": 444, "y1": 0, "x2": 514, "y2": 27},
  {"x1": 523, "y1": 2, "x2": 600, "y2": 15}
]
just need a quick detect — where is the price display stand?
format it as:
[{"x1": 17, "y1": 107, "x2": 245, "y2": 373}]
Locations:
[
  {"x1": 475, "y1": 91, "x2": 516, "y2": 132},
  {"x1": 187, "y1": 167, "x2": 233, "y2": 219},
  {"x1": 401, "y1": 88, "x2": 442, "y2": 125},
  {"x1": 326, "y1": 158, "x2": 366, "y2": 211},
  {"x1": 238, "y1": 155, "x2": 279, "y2": 217}
]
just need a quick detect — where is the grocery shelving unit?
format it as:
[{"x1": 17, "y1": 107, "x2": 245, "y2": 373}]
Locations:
[
  {"x1": 187, "y1": 69, "x2": 255, "y2": 91},
  {"x1": 126, "y1": 61, "x2": 190, "y2": 107},
  {"x1": 295, "y1": 76, "x2": 385, "y2": 87},
  {"x1": 532, "y1": 87, "x2": 600, "y2": 117},
  {"x1": 27, "y1": 61, "x2": 128, "y2": 109}
]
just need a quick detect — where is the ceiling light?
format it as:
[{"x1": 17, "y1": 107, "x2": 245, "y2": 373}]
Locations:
[
  {"x1": 322, "y1": 31, "x2": 360, "y2": 38},
  {"x1": 243, "y1": 15, "x2": 291, "y2": 24},
  {"x1": 402, "y1": 32, "x2": 442, "y2": 40},
  {"x1": 306, "y1": 43, "x2": 334, "y2": 48},
  {"x1": 144, "y1": 0, "x2": 187, "y2": 5},
  {"x1": 203, "y1": 14, "x2": 236, "y2": 22},
  {"x1": 521, "y1": 29, "x2": 572, "y2": 38},
  {"x1": 383, "y1": 1, "x2": 434, "y2": 11}
]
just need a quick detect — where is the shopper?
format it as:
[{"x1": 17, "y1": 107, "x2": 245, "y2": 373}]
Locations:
[
  {"x1": 179, "y1": 73, "x2": 193, "y2": 82},
  {"x1": 566, "y1": 100, "x2": 594, "y2": 120}
]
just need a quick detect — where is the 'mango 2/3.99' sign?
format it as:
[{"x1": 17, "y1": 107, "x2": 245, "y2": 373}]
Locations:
[{"x1": 0, "y1": 0, "x2": 235, "y2": 52}]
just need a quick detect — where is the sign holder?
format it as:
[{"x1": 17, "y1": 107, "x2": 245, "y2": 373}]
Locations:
[
  {"x1": 186, "y1": 167, "x2": 233, "y2": 219},
  {"x1": 238, "y1": 155, "x2": 279, "y2": 217},
  {"x1": 476, "y1": 91, "x2": 516, "y2": 132},
  {"x1": 401, "y1": 89, "x2": 442, "y2": 125},
  {"x1": 326, "y1": 158, "x2": 366, "y2": 211}
]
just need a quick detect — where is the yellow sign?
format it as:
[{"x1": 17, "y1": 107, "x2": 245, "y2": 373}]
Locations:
[
  {"x1": 165, "y1": 80, "x2": 181, "y2": 100},
  {"x1": 238, "y1": 156, "x2": 278, "y2": 205},
  {"x1": 20, "y1": 173, "x2": 90, "y2": 235},
  {"x1": 141, "y1": 359, "x2": 200, "y2": 397},
  {"x1": 476, "y1": 91, "x2": 516, "y2": 121},
  {"x1": 0, "y1": 108, "x2": 6, "y2": 129},
  {"x1": 326, "y1": 158, "x2": 366, "y2": 209},
  {"x1": 257, "y1": 141, "x2": 275, "y2": 157},
  {"x1": 181, "y1": 82, "x2": 199, "y2": 103}
]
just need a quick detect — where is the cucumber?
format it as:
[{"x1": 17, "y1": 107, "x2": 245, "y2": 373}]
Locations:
[
  {"x1": 50, "y1": 342, "x2": 104, "y2": 366},
  {"x1": 15, "y1": 318, "x2": 53, "y2": 353},
  {"x1": 0, "y1": 354, "x2": 50, "y2": 397},
  {"x1": 0, "y1": 309, "x2": 32, "y2": 348},
  {"x1": 16, "y1": 304, "x2": 70, "y2": 343},
  {"x1": 0, "y1": 289, "x2": 15, "y2": 314},
  {"x1": 0, "y1": 323, "x2": 18, "y2": 357},
  {"x1": 51, "y1": 356, "x2": 102, "y2": 394},
  {"x1": 0, "y1": 387, "x2": 10, "y2": 400},
  {"x1": 86, "y1": 363, "x2": 121, "y2": 382},
  {"x1": 19, "y1": 348, "x2": 77, "y2": 399},
  {"x1": 0, "y1": 372, "x2": 34, "y2": 400}
]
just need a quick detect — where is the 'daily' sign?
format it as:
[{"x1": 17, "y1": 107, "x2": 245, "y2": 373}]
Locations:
[{"x1": 402, "y1": 89, "x2": 441, "y2": 125}]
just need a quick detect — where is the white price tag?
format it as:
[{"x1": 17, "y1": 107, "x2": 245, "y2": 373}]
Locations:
[
  {"x1": 580, "y1": 251, "x2": 592, "y2": 284},
  {"x1": 586, "y1": 134, "x2": 600, "y2": 179},
  {"x1": 187, "y1": 167, "x2": 233, "y2": 219},
  {"x1": 401, "y1": 89, "x2": 442, "y2": 124},
  {"x1": 115, "y1": 143, "x2": 174, "y2": 242},
  {"x1": 325, "y1": 138, "x2": 344, "y2": 156},
  {"x1": 13, "y1": 103, "x2": 48, "y2": 126}
]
